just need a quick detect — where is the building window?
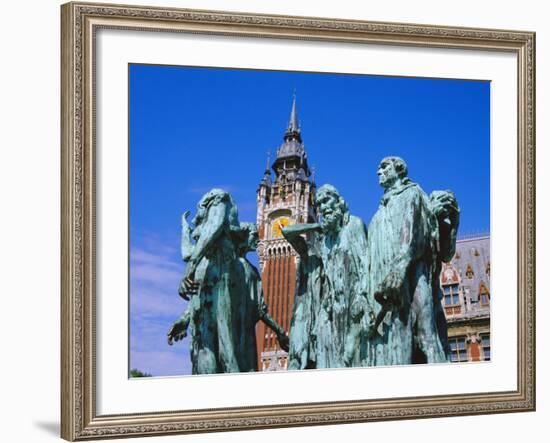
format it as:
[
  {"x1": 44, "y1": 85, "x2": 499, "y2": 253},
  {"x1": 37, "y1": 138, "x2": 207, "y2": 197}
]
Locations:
[
  {"x1": 480, "y1": 333, "x2": 491, "y2": 361},
  {"x1": 465, "y1": 264, "x2": 474, "y2": 279},
  {"x1": 449, "y1": 337, "x2": 468, "y2": 362},
  {"x1": 443, "y1": 284, "x2": 460, "y2": 306},
  {"x1": 479, "y1": 283, "x2": 490, "y2": 306}
]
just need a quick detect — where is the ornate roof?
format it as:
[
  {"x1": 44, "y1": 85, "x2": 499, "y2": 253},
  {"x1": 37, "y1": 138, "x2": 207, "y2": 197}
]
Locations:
[
  {"x1": 259, "y1": 95, "x2": 313, "y2": 188},
  {"x1": 443, "y1": 235, "x2": 490, "y2": 317}
]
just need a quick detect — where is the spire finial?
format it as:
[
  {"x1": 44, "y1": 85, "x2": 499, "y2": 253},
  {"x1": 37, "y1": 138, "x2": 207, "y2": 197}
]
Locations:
[
  {"x1": 266, "y1": 149, "x2": 271, "y2": 171},
  {"x1": 287, "y1": 93, "x2": 299, "y2": 134}
]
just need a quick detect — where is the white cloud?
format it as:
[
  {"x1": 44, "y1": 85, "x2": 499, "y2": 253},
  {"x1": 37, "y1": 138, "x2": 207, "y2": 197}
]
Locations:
[{"x1": 130, "y1": 239, "x2": 192, "y2": 376}]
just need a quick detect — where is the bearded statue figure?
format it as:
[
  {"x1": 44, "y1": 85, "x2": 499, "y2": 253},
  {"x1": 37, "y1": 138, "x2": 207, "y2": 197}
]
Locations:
[
  {"x1": 364, "y1": 157, "x2": 459, "y2": 366},
  {"x1": 282, "y1": 184, "x2": 374, "y2": 369}
]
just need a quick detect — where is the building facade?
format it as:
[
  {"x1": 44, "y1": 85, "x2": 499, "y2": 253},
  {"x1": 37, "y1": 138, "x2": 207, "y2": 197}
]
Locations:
[
  {"x1": 441, "y1": 235, "x2": 491, "y2": 363},
  {"x1": 255, "y1": 98, "x2": 317, "y2": 371},
  {"x1": 255, "y1": 101, "x2": 490, "y2": 370}
]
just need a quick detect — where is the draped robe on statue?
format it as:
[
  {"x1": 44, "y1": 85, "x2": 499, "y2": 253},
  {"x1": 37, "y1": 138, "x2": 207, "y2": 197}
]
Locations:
[
  {"x1": 284, "y1": 228, "x2": 323, "y2": 370},
  {"x1": 284, "y1": 216, "x2": 372, "y2": 369},
  {"x1": 364, "y1": 181, "x2": 447, "y2": 366},
  {"x1": 181, "y1": 191, "x2": 242, "y2": 374},
  {"x1": 316, "y1": 215, "x2": 371, "y2": 368}
]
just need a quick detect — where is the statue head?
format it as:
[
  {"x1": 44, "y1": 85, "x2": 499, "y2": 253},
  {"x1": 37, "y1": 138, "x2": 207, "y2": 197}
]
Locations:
[
  {"x1": 377, "y1": 156, "x2": 408, "y2": 190},
  {"x1": 316, "y1": 184, "x2": 349, "y2": 231},
  {"x1": 192, "y1": 188, "x2": 238, "y2": 228}
]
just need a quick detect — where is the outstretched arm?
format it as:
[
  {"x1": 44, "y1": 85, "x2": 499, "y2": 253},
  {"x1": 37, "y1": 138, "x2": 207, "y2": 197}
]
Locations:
[
  {"x1": 255, "y1": 279, "x2": 289, "y2": 351},
  {"x1": 261, "y1": 310, "x2": 289, "y2": 352},
  {"x1": 281, "y1": 223, "x2": 321, "y2": 258}
]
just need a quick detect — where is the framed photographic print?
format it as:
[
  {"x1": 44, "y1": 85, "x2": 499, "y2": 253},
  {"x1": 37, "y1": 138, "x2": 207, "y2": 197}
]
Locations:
[{"x1": 61, "y1": 1, "x2": 536, "y2": 440}]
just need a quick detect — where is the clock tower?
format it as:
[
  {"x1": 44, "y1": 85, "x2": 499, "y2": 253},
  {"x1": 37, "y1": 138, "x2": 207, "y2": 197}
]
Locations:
[{"x1": 256, "y1": 97, "x2": 317, "y2": 371}]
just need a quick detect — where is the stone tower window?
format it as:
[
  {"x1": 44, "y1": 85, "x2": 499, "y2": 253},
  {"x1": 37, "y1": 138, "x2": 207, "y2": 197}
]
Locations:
[{"x1": 465, "y1": 264, "x2": 474, "y2": 279}]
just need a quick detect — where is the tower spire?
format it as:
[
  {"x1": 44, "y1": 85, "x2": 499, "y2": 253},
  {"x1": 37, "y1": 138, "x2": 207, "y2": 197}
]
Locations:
[
  {"x1": 265, "y1": 149, "x2": 271, "y2": 171},
  {"x1": 284, "y1": 94, "x2": 301, "y2": 143},
  {"x1": 288, "y1": 92, "x2": 299, "y2": 133}
]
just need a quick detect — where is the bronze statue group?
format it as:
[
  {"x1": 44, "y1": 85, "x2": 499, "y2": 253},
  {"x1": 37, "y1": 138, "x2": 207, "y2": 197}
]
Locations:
[{"x1": 167, "y1": 156, "x2": 460, "y2": 375}]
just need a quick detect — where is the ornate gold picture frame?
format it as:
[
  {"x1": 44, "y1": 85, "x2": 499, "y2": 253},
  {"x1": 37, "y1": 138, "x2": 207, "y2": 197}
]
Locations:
[{"x1": 61, "y1": 2, "x2": 535, "y2": 440}]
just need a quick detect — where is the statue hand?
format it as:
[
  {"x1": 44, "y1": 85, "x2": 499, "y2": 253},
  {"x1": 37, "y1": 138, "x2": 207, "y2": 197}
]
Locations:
[
  {"x1": 167, "y1": 318, "x2": 188, "y2": 345},
  {"x1": 431, "y1": 191, "x2": 459, "y2": 222},
  {"x1": 365, "y1": 310, "x2": 379, "y2": 338},
  {"x1": 276, "y1": 331, "x2": 290, "y2": 353},
  {"x1": 178, "y1": 276, "x2": 199, "y2": 301},
  {"x1": 374, "y1": 271, "x2": 405, "y2": 308}
]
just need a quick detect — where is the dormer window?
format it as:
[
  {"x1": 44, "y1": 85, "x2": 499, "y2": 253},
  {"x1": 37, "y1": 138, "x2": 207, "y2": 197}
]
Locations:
[
  {"x1": 465, "y1": 264, "x2": 474, "y2": 279},
  {"x1": 479, "y1": 283, "x2": 490, "y2": 306},
  {"x1": 443, "y1": 284, "x2": 460, "y2": 306}
]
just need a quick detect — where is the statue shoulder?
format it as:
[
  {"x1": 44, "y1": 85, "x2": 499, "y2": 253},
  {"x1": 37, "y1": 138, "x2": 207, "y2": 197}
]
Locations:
[
  {"x1": 400, "y1": 182, "x2": 431, "y2": 207},
  {"x1": 347, "y1": 215, "x2": 368, "y2": 232},
  {"x1": 342, "y1": 215, "x2": 368, "y2": 246}
]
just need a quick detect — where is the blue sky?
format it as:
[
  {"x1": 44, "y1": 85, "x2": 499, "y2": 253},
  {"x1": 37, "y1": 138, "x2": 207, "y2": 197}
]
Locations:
[{"x1": 129, "y1": 64, "x2": 490, "y2": 377}]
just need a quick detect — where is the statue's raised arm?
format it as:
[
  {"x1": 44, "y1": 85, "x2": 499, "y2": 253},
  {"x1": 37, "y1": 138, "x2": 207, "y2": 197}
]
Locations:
[
  {"x1": 187, "y1": 191, "x2": 229, "y2": 271},
  {"x1": 180, "y1": 210, "x2": 193, "y2": 262},
  {"x1": 430, "y1": 190, "x2": 460, "y2": 262},
  {"x1": 174, "y1": 188, "x2": 242, "y2": 374}
]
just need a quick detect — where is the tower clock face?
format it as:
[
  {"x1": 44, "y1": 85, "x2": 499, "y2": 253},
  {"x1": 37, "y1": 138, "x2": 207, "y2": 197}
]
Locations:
[{"x1": 271, "y1": 216, "x2": 291, "y2": 238}]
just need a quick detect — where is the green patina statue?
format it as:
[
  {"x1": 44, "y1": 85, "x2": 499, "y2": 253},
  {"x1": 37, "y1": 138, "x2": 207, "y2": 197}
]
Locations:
[
  {"x1": 168, "y1": 156, "x2": 458, "y2": 374},
  {"x1": 171, "y1": 189, "x2": 241, "y2": 374},
  {"x1": 232, "y1": 222, "x2": 289, "y2": 370},
  {"x1": 167, "y1": 189, "x2": 287, "y2": 374},
  {"x1": 363, "y1": 156, "x2": 459, "y2": 366},
  {"x1": 281, "y1": 184, "x2": 375, "y2": 370}
]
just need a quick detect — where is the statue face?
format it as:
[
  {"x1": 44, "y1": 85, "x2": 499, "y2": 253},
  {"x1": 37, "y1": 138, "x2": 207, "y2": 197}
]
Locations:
[
  {"x1": 317, "y1": 190, "x2": 342, "y2": 231},
  {"x1": 377, "y1": 159, "x2": 399, "y2": 190}
]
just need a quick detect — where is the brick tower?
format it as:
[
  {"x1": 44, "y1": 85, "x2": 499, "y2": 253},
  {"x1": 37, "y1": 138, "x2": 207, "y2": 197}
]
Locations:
[{"x1": 255, "y1": 97, "x2": 317, "y2": 371}]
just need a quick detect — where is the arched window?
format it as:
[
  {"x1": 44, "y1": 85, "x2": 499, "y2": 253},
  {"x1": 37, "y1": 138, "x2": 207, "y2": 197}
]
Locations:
[{"x1": 465, "y1": 264, "x2": 474, "y2": 279}]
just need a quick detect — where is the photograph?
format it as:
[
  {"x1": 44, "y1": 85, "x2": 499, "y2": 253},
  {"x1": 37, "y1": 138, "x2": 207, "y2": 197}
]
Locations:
[
  {"x1": 59, "y1": 3, "x2": 535, "y2": 439},
  {"x1": 128, "y1": 64, "x2": 490, "y2": 377}
]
